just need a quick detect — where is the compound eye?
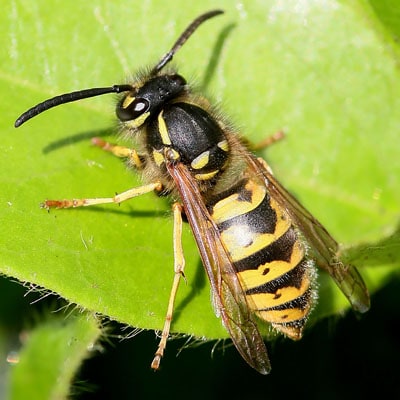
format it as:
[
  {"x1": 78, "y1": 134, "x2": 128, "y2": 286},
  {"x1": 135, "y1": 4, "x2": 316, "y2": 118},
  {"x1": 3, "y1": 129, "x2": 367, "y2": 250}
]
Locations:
[{"x1": 116, "y1": 97, "x2": 150, "y2": 121}]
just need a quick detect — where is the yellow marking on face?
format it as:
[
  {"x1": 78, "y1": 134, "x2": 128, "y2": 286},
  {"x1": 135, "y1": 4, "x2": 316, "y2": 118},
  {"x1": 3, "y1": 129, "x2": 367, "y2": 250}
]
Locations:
[
  {"x1": 126, "y1": 112, "x2": 150, "y2": 128},
  {"x1": 257, "y1": 306, "x2": 309, "y2": 324},
  {"x1": 245, "y1": 276, "x2": 310, "y2": 310},
  {"x1": 152, "y1": 150, "x2": 165, "y2": 166},
  {"x1": 158, "y1": 111, "x2": 171, "y2": 145},
  {"x1": 237, "y1": 241, "x2": 304, "y2": 290},
  {"x1": 212, "y1": 180, "x2": 266, "y2": 224},
  {"x1": 220, "y1": 215, "x2": 291, "y2": 262},
  {"x1": 217, "y1": 139, "x2": 229, "y2": 152},
  {"x1": 122, "y1": 94, "x2": 135, "y2": 109},
  {"x1": 191, "y1": 151, "x2": 210, "y2": 170},
  {"x1": 194, "y1": 170, "x2": 219, "y2": 180}
]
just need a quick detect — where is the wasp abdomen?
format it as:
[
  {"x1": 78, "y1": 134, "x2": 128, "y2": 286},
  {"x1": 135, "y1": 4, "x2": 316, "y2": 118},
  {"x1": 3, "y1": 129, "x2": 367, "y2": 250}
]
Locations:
[{"x1": 208, "y1": 175, "x2": 316, "y2": 339}]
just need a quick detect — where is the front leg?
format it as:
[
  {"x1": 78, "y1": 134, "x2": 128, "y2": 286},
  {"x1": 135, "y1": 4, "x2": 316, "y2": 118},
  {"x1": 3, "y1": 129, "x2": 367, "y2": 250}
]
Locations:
[
  {"x1": 151, "y1": 202, "x2": 186, "y2": 371},
  {"x1": 42, "y1": 181, "x2": 163, "y2": 209}
]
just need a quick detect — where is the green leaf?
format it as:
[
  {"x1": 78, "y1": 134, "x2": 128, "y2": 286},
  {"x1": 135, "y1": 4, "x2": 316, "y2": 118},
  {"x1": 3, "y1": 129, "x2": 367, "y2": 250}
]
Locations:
[
  {"x1": 1, "y1": 0, "x2": 399, "y2": 348},
  {"x1": 9, "y1": 313, "x2": 100, "y2": 400}
]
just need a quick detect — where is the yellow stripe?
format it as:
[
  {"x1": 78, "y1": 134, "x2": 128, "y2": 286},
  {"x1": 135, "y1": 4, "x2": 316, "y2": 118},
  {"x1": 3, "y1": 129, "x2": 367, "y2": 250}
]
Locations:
[
  {"x1": 257, "y1": 306, "x2": 309, "y2": 324},
  {"x1": 245, "y1": 275, "x2": 311, "y2": 310},
  {"x1": 158, "y1": 111, "x2": 171, "y2": 145},
  {"x1": 237, "y1": 240, "x2": 304, "y2": 290},
  {"x1": 212, "y1": 179, "x2": 266, "y2": 224}
]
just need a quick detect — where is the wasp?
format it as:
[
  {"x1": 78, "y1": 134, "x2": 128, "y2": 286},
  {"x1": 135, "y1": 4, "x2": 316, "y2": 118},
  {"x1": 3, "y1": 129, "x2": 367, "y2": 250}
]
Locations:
[{"x1": 15, "y1": 10, "x2": 370, "y2": 374}]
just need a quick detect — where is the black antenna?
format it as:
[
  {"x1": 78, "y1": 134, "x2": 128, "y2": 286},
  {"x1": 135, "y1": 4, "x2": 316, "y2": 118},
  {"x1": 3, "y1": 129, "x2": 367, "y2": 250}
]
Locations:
[
  {"x1": 14, "y1": 10, "x2": 224, "y2": 128},
  {"x1": 15, "y1": 85, "x2": 132, "y2": 127},
  {"x1": 150, "y1": 9, "x2": 224, "y2": 75}
]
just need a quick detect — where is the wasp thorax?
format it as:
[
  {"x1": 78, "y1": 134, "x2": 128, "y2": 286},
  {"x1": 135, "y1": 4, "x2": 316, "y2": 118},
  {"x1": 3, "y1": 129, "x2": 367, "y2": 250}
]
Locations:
[{"x1": 116, "y1": 74, "x2": 187, "y2": 126}]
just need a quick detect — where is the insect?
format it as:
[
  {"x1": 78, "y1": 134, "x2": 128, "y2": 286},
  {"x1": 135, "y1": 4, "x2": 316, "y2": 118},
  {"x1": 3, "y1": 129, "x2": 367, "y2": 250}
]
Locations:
[{"x1": 15, "y1": 10, "x2": 370, "y2": 374}]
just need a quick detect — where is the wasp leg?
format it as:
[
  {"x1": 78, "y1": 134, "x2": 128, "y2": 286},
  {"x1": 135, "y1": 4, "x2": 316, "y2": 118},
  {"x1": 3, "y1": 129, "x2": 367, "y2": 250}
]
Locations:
[
  {"x1": 251, "y1": 130, "x2": 285, "y2": 151},
  {"x1": 91, "y1": 137, "x2": 144, "y2": 169},
  {"x1": 151, "y1": 202, "x2": 185, "y2": 371},
  {"x1": 41, "y1": 181, "x2": 163, "y2": 209}
]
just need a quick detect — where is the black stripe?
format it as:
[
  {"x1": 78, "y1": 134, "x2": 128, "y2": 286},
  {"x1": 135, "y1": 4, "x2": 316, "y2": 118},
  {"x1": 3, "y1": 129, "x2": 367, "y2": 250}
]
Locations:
[
  {"x1": 245, "y1": 258, "x2": 308, "y2": 295},
  {"x1": 206, "y1": 178, "x2": 249, "y2": 212},
  {"x1": 273, "y1": 317, "x2": 308, "y2": 329},
  {"x1": 234, "y1": 228, "x2": 297, "y2": 272},
  {"x1": 217, "y1": 190, "x2": 277, "y2": 234},
  {"x1": 256, "y1": 289, "x2": 313, "y2": 312}
]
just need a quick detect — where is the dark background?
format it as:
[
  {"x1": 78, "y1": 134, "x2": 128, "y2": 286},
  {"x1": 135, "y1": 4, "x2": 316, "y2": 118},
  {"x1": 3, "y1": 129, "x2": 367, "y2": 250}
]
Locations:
[{"x1": 1, "y1": 274, "x2": 398, "y2": 399}]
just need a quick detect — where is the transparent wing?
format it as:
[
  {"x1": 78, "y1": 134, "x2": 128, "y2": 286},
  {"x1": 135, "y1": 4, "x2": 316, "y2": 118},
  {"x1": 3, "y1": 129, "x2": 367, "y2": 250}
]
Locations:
[
  {"x1": 166, "y1": 161, "x2": 271, "y2": 375},
  {"x1": 245, "y1": 154, "x2": 370, "y2": 313}
]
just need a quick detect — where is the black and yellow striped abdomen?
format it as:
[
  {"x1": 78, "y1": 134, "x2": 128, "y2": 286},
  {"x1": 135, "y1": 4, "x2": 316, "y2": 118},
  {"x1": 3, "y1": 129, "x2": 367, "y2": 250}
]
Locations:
[{"x1": 207, "y1": 175, "x2": 316, "y2": 339}]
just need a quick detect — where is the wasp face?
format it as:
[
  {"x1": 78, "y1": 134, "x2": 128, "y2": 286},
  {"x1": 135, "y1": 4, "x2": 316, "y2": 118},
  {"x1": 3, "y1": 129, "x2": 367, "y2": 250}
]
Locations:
[{"x1": 116, "y1": 74, "x2": 187, "y2": 127}]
